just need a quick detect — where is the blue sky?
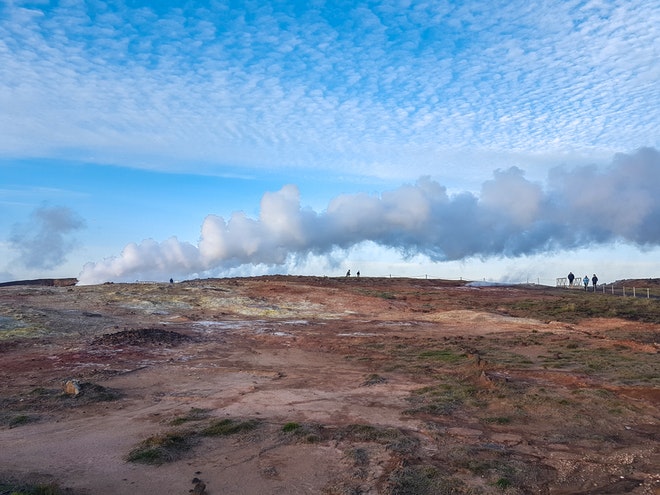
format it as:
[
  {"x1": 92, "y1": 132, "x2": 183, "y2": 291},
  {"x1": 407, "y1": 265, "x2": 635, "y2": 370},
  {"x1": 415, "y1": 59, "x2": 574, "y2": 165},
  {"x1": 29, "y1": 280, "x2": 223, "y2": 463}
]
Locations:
[{"x1": 1, "y1": 0, "x2": 659, "y2": 285}]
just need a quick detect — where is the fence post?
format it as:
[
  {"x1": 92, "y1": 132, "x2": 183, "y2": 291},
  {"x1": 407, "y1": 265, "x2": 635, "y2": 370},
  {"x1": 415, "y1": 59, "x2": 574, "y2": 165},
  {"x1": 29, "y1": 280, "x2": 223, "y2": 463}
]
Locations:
[
  {"x1": 611, "y1": 285, "x2": 614, "y2": 295},
  {"x1": 648, "y1": 288, "x2": 650, "y2": 299},
  {"x1": 623, "y1": 287, "x2": 626, "y2": 297},
  {"x1": 633, "y1": 287, "x2": 636, "y2": 298}
]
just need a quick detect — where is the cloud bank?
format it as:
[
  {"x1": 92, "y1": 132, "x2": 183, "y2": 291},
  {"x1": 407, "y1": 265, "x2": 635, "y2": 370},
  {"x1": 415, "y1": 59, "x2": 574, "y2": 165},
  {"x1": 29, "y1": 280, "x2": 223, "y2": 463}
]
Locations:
[
  {"x1": 11, "y1": 205, "x2": 86, "y2": 270},
  {"x1": 78, "y1": 148, "x2": 659, "y2": 284},
  {"x1": 1, "y1": 1, "x2": 658, "y2": 179}
]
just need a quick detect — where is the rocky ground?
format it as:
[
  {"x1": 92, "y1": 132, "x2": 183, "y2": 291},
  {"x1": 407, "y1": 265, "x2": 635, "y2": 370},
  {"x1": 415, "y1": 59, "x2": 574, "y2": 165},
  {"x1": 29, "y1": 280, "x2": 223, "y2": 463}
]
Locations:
[{"x1": 0, "y1": 276, "x2": 658, "y2": 494}]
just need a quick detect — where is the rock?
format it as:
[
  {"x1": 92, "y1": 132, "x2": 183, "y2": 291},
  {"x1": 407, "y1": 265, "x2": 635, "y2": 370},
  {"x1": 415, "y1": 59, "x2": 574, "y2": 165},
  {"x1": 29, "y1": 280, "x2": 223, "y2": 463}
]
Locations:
[
  {"x1": 190, "y1": 480, "x2": 206, "y2": 495},
  {"x1": 63, "y1": 379, "x2": 81, "y2": 396}
]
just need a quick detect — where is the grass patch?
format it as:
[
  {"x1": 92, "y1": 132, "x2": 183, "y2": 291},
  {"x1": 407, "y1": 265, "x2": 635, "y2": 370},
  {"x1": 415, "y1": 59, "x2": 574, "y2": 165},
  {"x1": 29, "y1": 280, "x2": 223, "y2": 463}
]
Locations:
[
  {"x1": 336, "y1": 424, "x2": 419, "y2": 454},
  {"x1": 169, "y1": 407, "x2": 210, "y2": 426},
  {"x1": 200, "y1": 418, "x2": 260, "y2": 436},
  {"x1": 453, "y1": 446, "x2": 558, "y2": 489},
  {"x1": 126, "y1": 432, "x2": 195, "y2": 465},
  {"x1": 417, "y1": 349, "x2": 465, "y2": 364},
  {"x1": 280, "y1": 422, "x2": 324, "y2": 443},
  {"x1": 126, "y1": 416, "x2": 261, "y2": 464},
  {"x1": 8, "y1": 414, "x2": 34, "y2": 428},
  {"x1": 281, "y1": 421, "x2": 301, "y2": 432},
  {"x1": 500, "y1": 294, "x2": 660, "y2": 324},
  {"x1": 5, "y1": 383, "x2": 121, "y2": 414},
  {"x1": 482, "y1": 416, "x2": 512, "y2": 425},
  {"x1": 0, "y1": 481, "x2": 69, "y2": 495},
  {"x1": 362, "y1": 373, "x2": 387, "y2": 386},
  {"x1": 387, "y1": 465, "x2": 465, "y2": 495},
  {"x1": 404, "y1": 380, "x2": 478, "y2": 416},
  {"x1": 348, "y1": 447, "x2": 369, "y2": 466},
  {"x1": 70, "y1": 382, "x2": 121, "y2": 403},
  {"x1": 494, "y1": 477, "x2": 512, "y2": 489},
  {"x1": 339, "y1": 424, "x2": 399, "y2": 442}
]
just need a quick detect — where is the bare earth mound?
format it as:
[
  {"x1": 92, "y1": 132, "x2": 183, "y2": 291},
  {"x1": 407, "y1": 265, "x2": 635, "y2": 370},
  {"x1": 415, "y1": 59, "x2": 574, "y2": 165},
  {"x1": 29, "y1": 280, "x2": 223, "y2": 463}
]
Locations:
[{"x1": 0, "y1": 276, "x2": 658, "y2": 494}]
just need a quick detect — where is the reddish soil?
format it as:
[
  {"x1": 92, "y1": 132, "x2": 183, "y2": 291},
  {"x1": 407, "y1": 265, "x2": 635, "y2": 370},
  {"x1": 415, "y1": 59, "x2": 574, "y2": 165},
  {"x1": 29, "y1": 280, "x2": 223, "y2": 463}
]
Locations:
[{"x1": 0, "y1": 276, "x2": 658, "y2": 494}]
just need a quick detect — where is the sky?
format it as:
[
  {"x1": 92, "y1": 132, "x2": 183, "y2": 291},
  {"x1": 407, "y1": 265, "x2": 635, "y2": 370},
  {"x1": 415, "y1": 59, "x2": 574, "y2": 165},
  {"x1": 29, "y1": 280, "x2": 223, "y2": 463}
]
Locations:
[{"x1": 1, "y1": 0, "x2": 659, "y2": 286}]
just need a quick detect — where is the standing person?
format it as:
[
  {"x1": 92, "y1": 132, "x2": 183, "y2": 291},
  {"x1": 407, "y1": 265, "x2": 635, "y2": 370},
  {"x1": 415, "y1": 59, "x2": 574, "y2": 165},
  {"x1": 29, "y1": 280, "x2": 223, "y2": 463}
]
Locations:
[
  {"x1": 592, "y1": 274, "x2": 598, "y2": 291},
  {"x1": 346, "y1": 269, "x2": 351, "y2": 277},
  {"x1": 568, "y1": 272, "x2": 575, "y2": 286},
  {"x1": 583, "y1": 275, "x2": 589, "y2": 291}
]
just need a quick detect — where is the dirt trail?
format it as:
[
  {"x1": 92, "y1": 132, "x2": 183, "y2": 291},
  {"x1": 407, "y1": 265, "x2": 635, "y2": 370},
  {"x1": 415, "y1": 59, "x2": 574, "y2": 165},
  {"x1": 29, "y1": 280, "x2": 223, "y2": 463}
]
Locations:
[{"x1": 1, "y1": 277, "x2": 658, "y2": 494}]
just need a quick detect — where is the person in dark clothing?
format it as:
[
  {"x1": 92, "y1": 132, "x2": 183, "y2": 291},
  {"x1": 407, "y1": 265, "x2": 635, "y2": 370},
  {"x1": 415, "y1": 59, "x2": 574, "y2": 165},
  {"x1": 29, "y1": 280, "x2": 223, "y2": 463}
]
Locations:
[
  {"x1": 346, "y1": 270, "x2": 351, "y2": 277},
  {"x1": 592, "y1": 274, "x2": 598, "y2": 291},
  {"x1": 567, "y1": 272, "x2": 575, "y2": 286}
]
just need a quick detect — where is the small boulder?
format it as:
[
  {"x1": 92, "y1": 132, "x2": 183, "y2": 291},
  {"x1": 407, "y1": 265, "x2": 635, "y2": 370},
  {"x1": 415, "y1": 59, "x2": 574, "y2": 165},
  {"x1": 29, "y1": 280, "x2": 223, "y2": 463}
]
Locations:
[
  {"x1": 190, "y1": 479, "x2": 206, "y2": 495},
  {"x1": 63, "y1": 379, "x2": 81, "y2": 396}
]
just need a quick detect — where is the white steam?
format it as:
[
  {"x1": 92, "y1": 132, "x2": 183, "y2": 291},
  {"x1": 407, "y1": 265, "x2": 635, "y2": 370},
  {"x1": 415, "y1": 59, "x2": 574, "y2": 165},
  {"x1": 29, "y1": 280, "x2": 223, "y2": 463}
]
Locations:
[
  {"x1": 11, "y1": 205, "x2": 86, "y2": 270},
  {"x1": 78, "y1": 148, "x2": 660, "y2": 285}
]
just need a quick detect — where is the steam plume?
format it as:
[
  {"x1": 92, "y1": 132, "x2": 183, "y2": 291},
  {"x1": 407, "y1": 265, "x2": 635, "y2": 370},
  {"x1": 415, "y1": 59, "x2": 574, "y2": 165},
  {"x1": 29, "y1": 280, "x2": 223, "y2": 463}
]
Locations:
[
  {"x1": 11, "y1": 205, "x2": 86, "y2": 270},
  {"x1": 78, "y1": 148, "x2": 660, "y2": 284}
]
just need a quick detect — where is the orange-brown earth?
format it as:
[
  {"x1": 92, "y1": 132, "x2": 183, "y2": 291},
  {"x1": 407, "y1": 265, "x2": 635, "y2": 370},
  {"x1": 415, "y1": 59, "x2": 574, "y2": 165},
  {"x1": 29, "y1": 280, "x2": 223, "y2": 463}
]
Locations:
[{"x1": 0, "y1": 276, "x2": 658, "y2": 494}]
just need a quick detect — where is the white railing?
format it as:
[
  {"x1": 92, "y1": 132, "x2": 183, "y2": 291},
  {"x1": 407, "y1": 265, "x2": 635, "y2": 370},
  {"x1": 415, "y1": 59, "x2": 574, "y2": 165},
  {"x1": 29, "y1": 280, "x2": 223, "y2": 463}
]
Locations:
[
  {"x1": 556, "y1": 277, "x2": 584, "y2": 289},
  {"x1": 556, "y1": 279, "x2": 653, "y2": 298},
  {"x1": 604, "y1": 286, "x2": 652, "y2": 298}
]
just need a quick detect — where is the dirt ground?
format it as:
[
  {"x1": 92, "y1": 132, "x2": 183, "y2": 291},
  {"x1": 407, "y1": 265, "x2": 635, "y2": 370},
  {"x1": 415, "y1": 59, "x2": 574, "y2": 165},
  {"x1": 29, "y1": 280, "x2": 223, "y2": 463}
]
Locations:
[{"x1": 0, "y1": 276, "x2": 658, "y2": 494}]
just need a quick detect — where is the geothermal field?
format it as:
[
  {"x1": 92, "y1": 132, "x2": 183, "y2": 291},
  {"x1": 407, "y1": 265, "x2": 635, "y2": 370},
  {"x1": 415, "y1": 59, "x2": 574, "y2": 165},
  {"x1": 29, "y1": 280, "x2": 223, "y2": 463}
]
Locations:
[{"x1": 0, "y1": 276, "x2": 658, "y2": 494}]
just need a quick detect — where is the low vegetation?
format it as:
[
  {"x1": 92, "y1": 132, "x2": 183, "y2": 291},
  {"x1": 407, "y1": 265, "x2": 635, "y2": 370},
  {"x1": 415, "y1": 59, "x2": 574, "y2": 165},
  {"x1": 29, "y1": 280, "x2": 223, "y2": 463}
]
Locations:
[
  {"x1": 0, "y1": 481, "x2": 70, "y2": 495},
  {"x1": 387, "y1": 465, "x2": 466, "y2": 495},
  {"x1": 168, "y1": 407, "x2": 211, "y2": 426},
  {"x1": 500, "y1": 294, "x2": 660, "y2": 323},
  {"x1": 127, "y1": 417, "x2": 261, "y2": 465},
  {"x1": 126, "y1": 432, "x2": 196, "y2": 465},
  {"x1": 3, "y1": 277, "x2": 657, "y2": 493},
  {"x1": 200, "y1": 418, "x2": 259, "y2": 436}
]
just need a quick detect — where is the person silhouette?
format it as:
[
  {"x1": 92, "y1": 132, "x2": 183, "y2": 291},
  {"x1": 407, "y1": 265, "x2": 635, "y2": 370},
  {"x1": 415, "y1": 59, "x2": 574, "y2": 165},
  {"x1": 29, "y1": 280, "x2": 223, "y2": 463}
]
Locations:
[
  {"x1": 346, "y1": 269, "x2": 351, "y2": 277},
  {"x1": 567, "y1": 272, "x2": 575, "y2": 286}
]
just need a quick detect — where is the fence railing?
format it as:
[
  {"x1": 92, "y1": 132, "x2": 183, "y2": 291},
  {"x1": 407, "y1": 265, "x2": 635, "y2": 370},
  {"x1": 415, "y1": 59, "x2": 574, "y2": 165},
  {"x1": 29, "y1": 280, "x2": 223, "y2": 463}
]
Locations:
[
  {"x1": 600, "y1": 285, "x2": 654, "y2": 298},
  {"x1": 556, "y1": 277, "x2": 588, "y2": 289},
  {"x1": 556, "y1": 278, "x2": 658, "y2": 298}
]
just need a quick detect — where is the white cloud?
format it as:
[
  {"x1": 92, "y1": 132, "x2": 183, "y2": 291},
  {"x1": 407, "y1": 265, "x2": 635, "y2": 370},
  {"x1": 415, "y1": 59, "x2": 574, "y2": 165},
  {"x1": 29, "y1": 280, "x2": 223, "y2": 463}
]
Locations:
[{"x1": 0, "y1": 0, "x2": 657, "y2": 180}]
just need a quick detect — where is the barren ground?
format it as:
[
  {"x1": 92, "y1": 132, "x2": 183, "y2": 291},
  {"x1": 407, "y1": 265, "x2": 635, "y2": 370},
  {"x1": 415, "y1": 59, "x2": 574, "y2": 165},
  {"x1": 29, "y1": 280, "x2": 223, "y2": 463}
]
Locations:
[{"x1": 0, "y1": 276, "x2": 658, "y2": 494}]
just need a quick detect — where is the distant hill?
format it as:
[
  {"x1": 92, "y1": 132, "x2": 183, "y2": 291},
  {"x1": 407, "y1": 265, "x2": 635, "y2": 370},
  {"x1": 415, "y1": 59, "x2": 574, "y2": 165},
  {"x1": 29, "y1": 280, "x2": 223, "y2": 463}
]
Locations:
[
  {"x1": 608, "y1": 278, "x2": 660, "y2": 287},
  {"x1": 0, "y1": 278, "x2": 78, "y2": 288}
]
